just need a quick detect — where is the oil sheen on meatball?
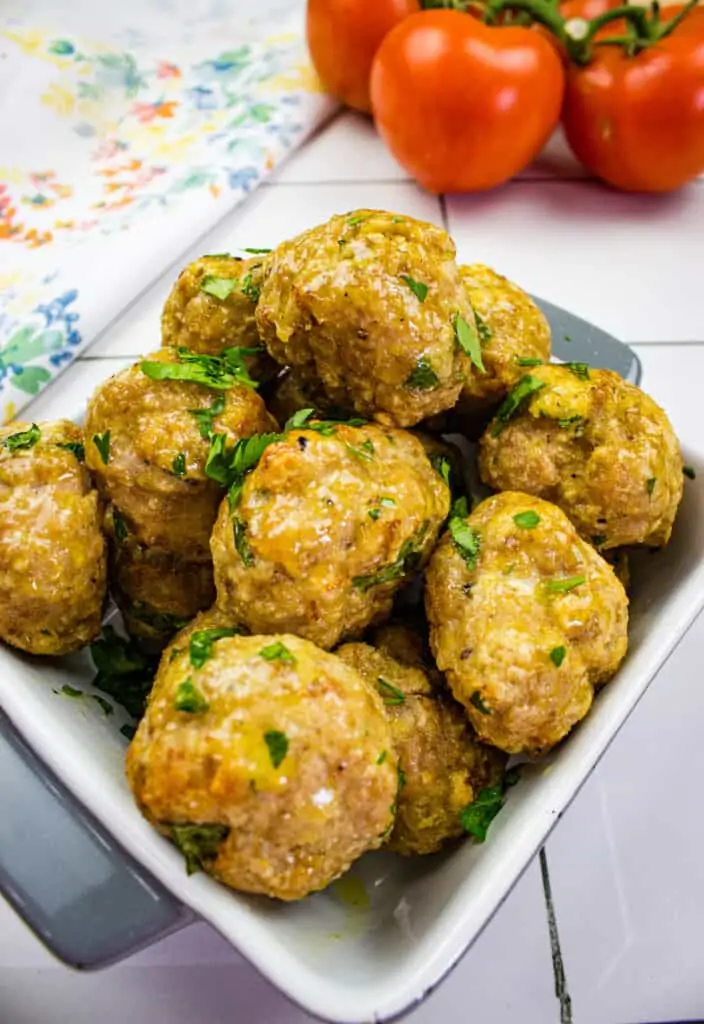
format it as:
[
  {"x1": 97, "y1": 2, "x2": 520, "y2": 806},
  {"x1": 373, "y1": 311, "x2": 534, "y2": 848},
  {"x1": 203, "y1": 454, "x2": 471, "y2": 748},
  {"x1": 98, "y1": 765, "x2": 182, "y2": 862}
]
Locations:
[
  {"x1": 84, "y1": 349, "x2": 277, "y2": 559},
  {"x1": 425, "y1": 492, "x2": 629, "y2": 755},
  {"x1": 256, "y1": 210, "x2": 477, "y2": 428},
  {"x1": 126, "y1": 631, "x2": 397, "y2": 900},
  {"x1": 478, "y1": 364, "x2": 683, "y2": 550},
  {"x1": 0, "y1": 420, "x2": 106, "y2": 655},
  {"x1": 337, "y1": 631, "x2": 505, "y2": 855},
  {"x1": 454, "y1": 264, "x2": 551, "y2": 434},
  {"x1": 211, "y1": 422, "x2": 450, "y2": 649}
]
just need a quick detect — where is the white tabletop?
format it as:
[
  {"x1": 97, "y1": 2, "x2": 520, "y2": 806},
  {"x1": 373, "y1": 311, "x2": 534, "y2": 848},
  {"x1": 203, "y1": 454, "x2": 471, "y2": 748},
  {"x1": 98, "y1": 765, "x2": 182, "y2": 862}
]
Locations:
[{"x1": 2, "y1": 109, "x2": 703, "y2": 1024}]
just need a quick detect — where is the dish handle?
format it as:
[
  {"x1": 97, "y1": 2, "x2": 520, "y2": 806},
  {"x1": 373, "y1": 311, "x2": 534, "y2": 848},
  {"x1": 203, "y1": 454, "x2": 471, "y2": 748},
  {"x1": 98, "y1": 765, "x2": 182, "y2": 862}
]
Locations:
[{"x1": 0, "y1": 710, "x2": 192, "y2": 969}]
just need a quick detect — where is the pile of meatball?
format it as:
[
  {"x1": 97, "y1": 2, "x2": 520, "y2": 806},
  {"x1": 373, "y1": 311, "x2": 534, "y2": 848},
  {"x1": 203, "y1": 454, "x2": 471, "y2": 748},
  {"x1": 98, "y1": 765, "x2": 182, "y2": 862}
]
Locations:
[{"x1": 0, "y1": 210, "x2": 685, "y2": 902}]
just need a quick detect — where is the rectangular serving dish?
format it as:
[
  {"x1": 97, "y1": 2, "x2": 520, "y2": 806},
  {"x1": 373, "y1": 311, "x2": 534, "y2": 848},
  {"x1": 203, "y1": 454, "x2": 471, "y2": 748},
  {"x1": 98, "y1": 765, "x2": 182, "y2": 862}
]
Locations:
[{"x1": 1, "y1": 315, "x2": 703, "y2": 1023}]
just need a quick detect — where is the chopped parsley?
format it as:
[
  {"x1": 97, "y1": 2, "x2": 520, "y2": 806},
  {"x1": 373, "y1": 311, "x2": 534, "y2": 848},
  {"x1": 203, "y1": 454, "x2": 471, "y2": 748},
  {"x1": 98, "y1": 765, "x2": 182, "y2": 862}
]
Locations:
[
  {"x1": 347, "y1": 214, "x2": 369, "y2": 227},
  {"x1": 92, "y1": 431, "x2": 111, "y2": 464},
  {"x1": 377, "y1": 677, "x2": 406, "y2": 705},
  {"x1": 400, "y1": 275, "x2": 428, "y2": 302},
  {"x1": 405, "y1": 356, "x2": 439, "y2": 391},
  {"x1": 380, "y1": 496, "x2": 396, "y2": 507},
  {"x1": 189, "y1": 394, "x2": 226, "y2": 440},
  {"x1": 398, "y1": 765, "x2": 406, "y2": 791},
  {"x1": 459, "y1": 784, "x2": 505, "y2": 842},
  {"x1": 470, "y1": 690, "x2": 491, "y2": 715},
  {"x1": 242, "y1": 247, "x2": 272, "y2": 254},
  {"x1": 200, "y1": 275, "x2": 237, "y2": 301},
  {"x1": 2, "y1": 423, "x2": 40, "y2": 451},
  {"x1": 57, "y1": 440, "x2": 85, "y2": 461},
  {"x1": 491, "y1": 375, "x2": 546, "y2": 437},
  {"x1": 564, "y1": 361, "x2": 591, "y2": 381},
  {"x1": 264, "y1": 729, "x2": 289, "y2": 768},
  {"x1": 141, "y1": 346, "x2": 258, "y2": 391},
  {"x1": 564, "y1": 334, "x2": 573, "y2": 342},
  {"x1": 205, "y1": 431, "x2": 279, "y2": 488},
  {"x1": 376, "y1": 750, "x2": 388, "y2": 765},
  {"x1": 233, "y1": 515, "x2": 254, "y2": 566},
  {"x1": 368, "y1": 508, "x2": 381, "y2": 521},
  {"x1": 92, "y1": 695, "x2": 114, "y2": 716},
  {"x1": 515, "y1": 357, "x2": 543, "y2": 367},
  {"x1": 120, "y1": 723, "x2": 136, "y2": 741},
  {"x1": 189, "y1": 627, "x2": 242, "y2": 669},
  {"x1": 550, "y1": 646, "x2": 566, "y2": 667},
  {"x1": 240, "y1": 272, "x2": 260, "y2": 303},
  {"x1": 475, "y1": 311, "x2": 493, "y2": 344},
  {"x1": 60, "y1": 684, "x2": 83, "y2": 698},
  {"x1": 684, "y1": 465, "x2": 696, "y2": 480},
  {"x1": 346, "y1": 439, "x2": 375, "y2": 461},
  {"x1": 172, "y1": 452, "x2": 187, "y2": 478},
  {"x1": 513, "y1": 510, "x2": 541, "y2": 529},
  {"x1": 89, "y1": 626, "x2": 157, "y2": 720},
  {"x1": 557, "y1": 415, "x2": 586, "y2": 431},
  {"x1": 545, "y1": 574, "x2": 586, "y2": 594},
  {"x1": 169, "y1": 823, "x2": 229, "y2": 876},
  {"x1": 56, "y1": 686, "x2": 113, "y2": 717},
  {"x1": 430, "y1": 454, "x2": 452, "y2": 488},
  {"x1": 174, "y1": 678, "x2": 209, "y2": 714},
  {"x1": 454, "y1": 313, "x2": 485, "y2": 373},
  {"x1": 259, "y1": 641, "x2": 296, "y2": 665},
  {"x1": 646, "y1": 476, "x2": 657, "y2": 497},
  {"x1": 448, "y1": 497, "x2": 481, "y2": 572},
  {"x1": 352, "y1": 523, "x2": 427, "y2": 591}
]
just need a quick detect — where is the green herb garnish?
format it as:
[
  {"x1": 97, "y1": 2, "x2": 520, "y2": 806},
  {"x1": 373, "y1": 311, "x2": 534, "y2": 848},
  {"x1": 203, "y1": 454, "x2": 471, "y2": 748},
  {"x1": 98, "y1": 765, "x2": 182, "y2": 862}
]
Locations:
[
  {"x1": 380, "y1": 496, "x2": 396, "y2": 508},
  {"x1": 352, "y1": 524, "x2": 426, "y2": 591},
  {"x1": 474, "y1": 311, "x2": 492, "y2": 345},
  {"x1": 550, "y1": 646, "x2": 566, "y2": 667},
  {"x1": 515, "y1": 357, "x2": 543, "y2": 367},
  {"x1": 240, "y1": 272, "x2": 261, "y2": 303},
  {"x1": 346, "y1": 439, "x2": 375, "y2": 461},
  {"x1": 172, "y1": 452, "x2": 187, "y2": 477},
  {"x1": 57, "y1": 440, "x2": 85, "y2": 461},
  {"x1": 205, "y1": 431, "x2": 279, "y2": 487},
  {"x1": 174, "y1": 678, "x2": 209, "y2": 714},
  {"x1": 242, "y1": 247, "x2": 272, "y2": 254},
  {"x1": 400, "y1": 275, "x2": 428, "y2": 302},
  {"x1": 264, "y1": 729, "x2": 289, "y2": 768},
  {"x1": 491, "y1": 375, "x2": 546, "y2": 436},
  {"x1": 448, "y1": 497, "x2": 481, "y2": 572},
  {"x1": 545, "y1": 575, "x2": 586, "y2": 594},
  {"x1": 2, "y1": 423, "x2": 40, "y2": 452},
  {"x1": 92, "y1": 431, "x2": 111, "y2": 464},
  {"x1": 259, "y1": 641, "x2": 296, "y2": 665},
  {"x1": 513, "y1": 510, "x2": 540, "y2": 529},
  {"x1": 60, "y1": 684, "x2": 83, "y2": 698},
  {"x1": 377, "y1": 677, "x2": 405, "y2": 705},
  {"x1": 120, "y1": 723, "x2": 136, "y2": 741},
  {"x1": 377, "y1": 750, "x2": 388, "y2": 765},
  {"x1": 684, "y1": 465, "x2": 696, "y2": 480},
  {"x1": 92, "y1": 695, "x2": 114, "y2": 716},
  {"x1": 200, "y1": 275, "x2": 237, "y2": 301},
  {"x1": 141, "y1": 346, "x2": 257, "y2": 391},
  {"x1": 557, "y1": 415, "x2": 586, "y2": 431},
  {"x1": 454, "y1": 313, "x2": 485, "y2": 373},
  {"x1": 347, "y1": 214, "x2": 368, "y2": 227},
  {"x1": 646, "y1": 476, "x2": 657, "y2": 497},
  {"x1": 169, "y1": 823, "x2": 229, "y2": 875},
  {"x1": 368, "y1": 508, "x2": 381, "y2": 520},
  {"x1": 189, "y1": 394, "x2": 226, "y2": 440},
  {"x1": 233, "y1": 515, "x2": 254, "y2": 566},
  {"x1": 89, "y1": 626, "x2": 157, "y2": 720},
  {"x1": 113, "y1": 508, "x2": 129, "y2": 543},
  {"x1": 564, "y1": 362, "x2": 590, "y2": 381},
  {"x1": 470, "y1": 690, "x2": 491, "y2": 715},
  {"x1": 459, "y1": 784, "x2": 505, "y2": 843},
  {"x1": 430, "y1": 454, "x2": 452, "y2": 488},
  {"x1": 189, "y1": 627, "x2": 242, "y2": 669},
  {"x1": 405, "y1": 356, "x2": 439, "y2": 391}
]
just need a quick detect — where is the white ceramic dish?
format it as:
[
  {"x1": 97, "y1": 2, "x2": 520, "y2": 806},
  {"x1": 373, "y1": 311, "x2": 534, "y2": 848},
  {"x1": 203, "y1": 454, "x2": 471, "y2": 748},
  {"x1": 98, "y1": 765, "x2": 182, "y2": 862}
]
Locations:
[{"x1": 1, "y1": 347, "x2": 703, "y2": 1024}]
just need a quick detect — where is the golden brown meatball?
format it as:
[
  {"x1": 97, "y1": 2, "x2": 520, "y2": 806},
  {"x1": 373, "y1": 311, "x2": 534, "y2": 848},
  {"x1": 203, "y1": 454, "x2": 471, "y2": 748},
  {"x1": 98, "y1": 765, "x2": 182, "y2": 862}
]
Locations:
[
  {"x1": 256, "y1": 210, "x2": 477, "y2": 428},
  {"x1": 454, "y1": 264, "x2": 552, "y2": 436},
  {"x1": 126, "y1": 632, "x2": 397, "y2": 900},
  {"x1": 161, "y1": 255, "x2": 275, "y2": 381},
  {"x1": 425, "y1": 492, "x2": 629, "y2": 755},
  {"x1": 211, "y1": 422, "x2": 450, "y2": 649},
  {"x1": 84, "y1": 349, "x2": 277, "y2": 559},
  {"x1": 478, "y1": 364, "x2": 683, "y2": 550},
  {"x1": 106, "y1": 519, "x2": 215, "y2": 652},
  {"x1": 337, "y1": 632, "x2": 505, "y2": 855},
  {"x1": 0, "y1": 420, "x2": 106, "y2": 655}
]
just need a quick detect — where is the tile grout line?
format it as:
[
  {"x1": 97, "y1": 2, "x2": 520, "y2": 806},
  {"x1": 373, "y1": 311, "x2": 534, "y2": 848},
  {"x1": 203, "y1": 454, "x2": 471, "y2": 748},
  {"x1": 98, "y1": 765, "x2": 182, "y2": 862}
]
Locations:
[{"x1": 539, "y1": 847, "x2": 574, "y2": 1024}]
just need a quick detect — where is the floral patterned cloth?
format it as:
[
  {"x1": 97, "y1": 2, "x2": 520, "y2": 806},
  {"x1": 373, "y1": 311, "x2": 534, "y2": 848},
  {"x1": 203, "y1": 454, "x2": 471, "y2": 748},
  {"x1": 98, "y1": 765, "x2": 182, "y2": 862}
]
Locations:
[{"x1": 0, "y1": 0, "x2": 333, "y2": 423}]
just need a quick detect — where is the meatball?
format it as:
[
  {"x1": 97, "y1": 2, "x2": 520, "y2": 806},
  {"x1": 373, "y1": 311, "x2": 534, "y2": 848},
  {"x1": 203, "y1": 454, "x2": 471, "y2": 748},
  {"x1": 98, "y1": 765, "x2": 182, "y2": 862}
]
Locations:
[
  {"x1": 107, "y1": 521, "x2": 215, "y2": 652},
  {"x1": 256, "y1": 210, "x2": 477, "y2": 428},
  {"x1": 126, "y1": 632, "x2": 397, "y2": 900},
  {"x1": 425, "y1": 492, "x2": 629, "y2": 755},
  {"x1": 161, "y1": 254, "x2": 275, "y2": 380},
  {"x1": 454, "y1": 264, "x2": 551, "y2": 435},
  {"x1": 337, "y1": 631, "x2": 505, "y2": 855},
  {"x1": 0, "y1": 420, "x2": 106, "y2": 655},
  {"x1": 478, "y1": 364, "x2": 683, "y2": 549},
  {"x1": 84, "y1": 349, "x2": 277, "y2": 559},
  {"x1": 211, "y1": 422, "x2": 450, "y2": 649}
]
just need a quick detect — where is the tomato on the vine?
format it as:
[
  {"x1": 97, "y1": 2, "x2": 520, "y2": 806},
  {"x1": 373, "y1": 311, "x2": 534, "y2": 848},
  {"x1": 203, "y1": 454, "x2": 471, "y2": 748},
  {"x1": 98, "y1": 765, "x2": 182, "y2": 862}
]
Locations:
[
  {"x1": 562, "y1": 6, "x2": 704, "y2": 191},
  {"x1": 306, "y1": 0, "x2": 419, "y2": 114},
  {"x1": 370, "y1": 9, "x2": 565, "y2": 192}
]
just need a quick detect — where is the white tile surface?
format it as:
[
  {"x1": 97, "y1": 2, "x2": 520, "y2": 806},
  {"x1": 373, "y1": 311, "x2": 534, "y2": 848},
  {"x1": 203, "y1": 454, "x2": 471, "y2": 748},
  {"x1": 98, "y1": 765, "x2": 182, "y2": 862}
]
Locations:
[{"x1": 447, "y1": 181, "x2": 704, "y2": 343}]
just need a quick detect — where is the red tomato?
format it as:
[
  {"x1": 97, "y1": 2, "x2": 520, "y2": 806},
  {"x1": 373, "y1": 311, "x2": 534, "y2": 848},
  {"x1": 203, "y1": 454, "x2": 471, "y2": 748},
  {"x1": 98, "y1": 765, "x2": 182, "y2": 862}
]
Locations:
[
  {"x1": 370, "y1": 10, "x2": 565, "y2": 192},
  {"x1": 562, "y1": 7, "x2": 704, "y2": 191},
  {"x1": 306, "y1": 0, "x2": 419, "y2": 114}
]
